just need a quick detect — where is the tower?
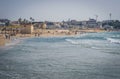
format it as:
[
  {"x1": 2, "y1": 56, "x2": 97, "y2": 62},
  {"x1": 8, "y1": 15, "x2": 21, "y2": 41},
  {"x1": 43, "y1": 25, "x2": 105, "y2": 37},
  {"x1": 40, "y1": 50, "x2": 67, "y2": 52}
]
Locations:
[
  {"x1": 95, "y1": 15, "x2": 98, "y2": 21},
  {"x1": 109, "y1": 13, "x2": 112, "y2": 20}
]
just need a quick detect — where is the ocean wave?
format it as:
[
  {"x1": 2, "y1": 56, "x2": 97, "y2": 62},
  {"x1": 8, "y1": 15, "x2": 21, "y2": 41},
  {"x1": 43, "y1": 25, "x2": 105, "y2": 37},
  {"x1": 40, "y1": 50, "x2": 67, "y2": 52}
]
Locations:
[
  {"x1": 5, "y1": 39, "x2": 20, "y2": 46},
  {"x1": 65, "y1": 38, "x2": 106, "y2": 45},
  {"x1": 111, "y1": 35, "x2": 120, "y2": 38},
  {"x1": 65, "y1": 39, "x2": 80, "y2": 45},
  {"x1": 106, "y1": 38, "x2": 120, "y2": 44},
  {"x1": 91, "y1": 46, "x2": 101, "y2": 49},
  {"x1": 73, "y1": 33, "x2": 89, "y2": 38}
]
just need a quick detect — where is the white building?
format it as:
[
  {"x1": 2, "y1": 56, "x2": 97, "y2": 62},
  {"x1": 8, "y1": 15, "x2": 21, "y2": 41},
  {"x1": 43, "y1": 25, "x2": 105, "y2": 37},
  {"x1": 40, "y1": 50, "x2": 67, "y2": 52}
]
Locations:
[{"x1": 81, "y1": 19, "x2": 100, "y2": 28}]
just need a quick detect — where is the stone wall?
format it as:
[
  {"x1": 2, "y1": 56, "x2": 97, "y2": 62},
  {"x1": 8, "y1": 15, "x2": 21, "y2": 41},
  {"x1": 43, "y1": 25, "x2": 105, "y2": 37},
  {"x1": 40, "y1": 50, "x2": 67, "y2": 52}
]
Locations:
[
  {"x1": 0, "y1": 35, "x2": 5, "y2": 46},
  {"x1": 21, "y1": 25, "x2": 34, "y2": 34}
]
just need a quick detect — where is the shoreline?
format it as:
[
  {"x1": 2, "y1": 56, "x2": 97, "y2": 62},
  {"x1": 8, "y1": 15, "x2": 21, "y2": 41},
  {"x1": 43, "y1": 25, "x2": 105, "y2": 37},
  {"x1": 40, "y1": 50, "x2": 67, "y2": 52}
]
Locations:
[{"x1": 0, "y1": 29, "x2": 119, "y2": 47}]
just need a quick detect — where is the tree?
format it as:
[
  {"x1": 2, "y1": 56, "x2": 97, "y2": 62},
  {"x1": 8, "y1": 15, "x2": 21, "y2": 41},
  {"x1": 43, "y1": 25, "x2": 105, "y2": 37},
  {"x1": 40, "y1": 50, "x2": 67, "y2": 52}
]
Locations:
[
  {"x1": 18, "y1": 18, "x2": 22, "y2": 25},
  {"x1": 5, "y1": 21, "x2": 10, "y2": 26},
  {"x1": 102, "y1": 20, "x2": 120, "y2": 29},
  {"x1": 113, "y1": 20, "x2": 120, "y2": 29},
  {"x1": 30, "y1": 17, "x2": 35, "y2": 24},
  {"x1": 23, "y1": 19, "x2": 28, "y2": 24}
]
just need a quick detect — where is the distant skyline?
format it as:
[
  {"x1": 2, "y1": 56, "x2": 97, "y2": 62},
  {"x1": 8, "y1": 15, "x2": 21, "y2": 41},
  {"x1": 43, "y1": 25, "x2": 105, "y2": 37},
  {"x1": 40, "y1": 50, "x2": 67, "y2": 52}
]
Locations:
[{"x1": 0, "y1": 0, "x2": 120, "y2": 21}]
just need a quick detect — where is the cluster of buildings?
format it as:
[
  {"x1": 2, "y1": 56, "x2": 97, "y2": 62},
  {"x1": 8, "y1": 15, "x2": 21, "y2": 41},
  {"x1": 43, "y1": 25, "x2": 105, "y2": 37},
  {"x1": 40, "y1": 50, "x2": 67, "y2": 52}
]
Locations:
[
  {"x1": 32, "y1": 19, "x2": 101, "y2": 29},
  {"x1": 62, "y1": 19, "x2": 99, "y2": 29},
  {"x1": 0, "y1": 18, "x2": 117, "y2": 46},
  {"x1": 33, "y1": 19, "x2": 113, "y2": 30},
  {"x1": 62, "y1": 19, "x2": 113, "y2": 30},
  {"x1": 0, "y1": 18, "x2": 114, "y2": 31},
  {"x1": 0, "y1": 19, "x2": 10, "y2": 26}
]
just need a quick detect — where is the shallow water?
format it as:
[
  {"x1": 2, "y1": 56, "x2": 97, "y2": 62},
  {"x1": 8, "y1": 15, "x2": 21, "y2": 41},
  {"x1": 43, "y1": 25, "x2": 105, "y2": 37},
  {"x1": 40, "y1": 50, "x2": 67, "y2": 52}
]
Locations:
[{"x1": 0, "y1": 32, "x2": 120, "y2": 79}]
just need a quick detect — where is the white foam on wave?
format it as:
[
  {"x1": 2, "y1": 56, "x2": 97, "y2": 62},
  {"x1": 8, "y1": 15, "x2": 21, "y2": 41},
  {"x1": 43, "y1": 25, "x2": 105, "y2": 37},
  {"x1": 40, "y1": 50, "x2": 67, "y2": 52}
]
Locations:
[
  {"x1": 65, "y1": 39, "x2": 80, "y2": 45},
  {"x1": 65, "y1": 38, "x2": 110, "y2": 51},
  {"x1": 73, "y1": 33, "x2": 89, "y2": 38},
  {"x1": 106, "y1": 38, "x2": 120, "y2": 44},
  {"x1": 5, "y1": 37, "x2": 28, "y2": 47},
  {"x1": 65, "y1": 38, "x2": 105, "y2": 45},
  {"x1": 5, "y1": 38, "x2": 20, "y2": 46},
  {"x1": 111, "y1": 35, "x2": 120, "y2": 38},
  {"x1": 91, "y1": 46, "x2": 101, "y2": 49}
]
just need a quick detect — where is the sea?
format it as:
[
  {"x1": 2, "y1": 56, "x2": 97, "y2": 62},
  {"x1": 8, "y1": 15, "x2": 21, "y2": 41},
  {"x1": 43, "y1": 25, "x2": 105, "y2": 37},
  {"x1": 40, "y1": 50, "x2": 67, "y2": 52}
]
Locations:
[{"x1": 0, "y1": 31, "x2": 120, "y2": 79}]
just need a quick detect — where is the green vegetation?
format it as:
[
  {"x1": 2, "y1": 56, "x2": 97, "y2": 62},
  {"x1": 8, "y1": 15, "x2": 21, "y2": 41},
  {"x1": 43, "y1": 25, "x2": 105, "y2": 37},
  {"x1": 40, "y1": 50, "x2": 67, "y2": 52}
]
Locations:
[{"x1": 102, "y1": 20, "x2": 120, "y2": 29}]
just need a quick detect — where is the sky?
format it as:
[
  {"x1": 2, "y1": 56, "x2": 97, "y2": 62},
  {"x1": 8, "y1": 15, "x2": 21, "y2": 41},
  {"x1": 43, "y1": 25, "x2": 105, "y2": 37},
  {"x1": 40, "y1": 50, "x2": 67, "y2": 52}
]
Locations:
[{"x1": 0, "y1": 0, "x2": 120, "y2": 21}]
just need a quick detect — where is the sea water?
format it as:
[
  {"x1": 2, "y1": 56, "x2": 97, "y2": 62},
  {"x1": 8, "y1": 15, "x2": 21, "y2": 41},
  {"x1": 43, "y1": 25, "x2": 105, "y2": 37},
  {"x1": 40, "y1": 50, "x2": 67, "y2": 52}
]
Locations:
[{"x1": 0, "y1": 32, "x2": 120, "y2": 79}]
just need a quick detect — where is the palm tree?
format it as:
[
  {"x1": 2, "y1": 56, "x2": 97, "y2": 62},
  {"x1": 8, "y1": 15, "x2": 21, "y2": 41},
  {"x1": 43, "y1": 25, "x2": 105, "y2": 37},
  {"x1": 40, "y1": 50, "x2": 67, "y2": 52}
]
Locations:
[
  {"x1": 30, "y1": 17, "x2": 35, "y2": 24},
  {"x1": 23, "y1": 19, "x2": 28, "y2": 24}
]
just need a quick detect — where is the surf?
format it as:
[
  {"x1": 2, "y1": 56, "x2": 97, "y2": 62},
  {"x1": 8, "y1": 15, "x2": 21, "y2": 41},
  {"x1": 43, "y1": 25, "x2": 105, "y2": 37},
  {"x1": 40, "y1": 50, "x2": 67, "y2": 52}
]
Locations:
[
  {"x1": 106, "y1": 38, "x2": 120, "y2": 44},
  {"x1": 65, "y1": 39, "x2": 80, "y2": 45}
]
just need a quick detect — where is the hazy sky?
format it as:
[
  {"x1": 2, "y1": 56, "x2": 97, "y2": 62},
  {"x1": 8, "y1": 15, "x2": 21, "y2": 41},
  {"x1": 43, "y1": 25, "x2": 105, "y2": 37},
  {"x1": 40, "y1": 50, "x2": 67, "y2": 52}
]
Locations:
[{"x1": 0, "y1": 0, "x2": 120, "y2": 21}]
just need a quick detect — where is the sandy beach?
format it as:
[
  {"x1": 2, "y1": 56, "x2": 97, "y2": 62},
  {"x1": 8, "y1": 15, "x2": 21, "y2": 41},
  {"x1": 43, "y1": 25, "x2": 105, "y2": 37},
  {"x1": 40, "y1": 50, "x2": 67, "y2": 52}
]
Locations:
[{"x1": 0, "y1": 29, "x2": 106, "y2": 46}]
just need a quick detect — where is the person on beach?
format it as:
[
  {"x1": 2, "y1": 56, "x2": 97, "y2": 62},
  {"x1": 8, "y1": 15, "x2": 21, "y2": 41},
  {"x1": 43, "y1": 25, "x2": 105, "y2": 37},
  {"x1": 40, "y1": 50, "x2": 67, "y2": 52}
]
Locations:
[
  {"x1": 5, "y1": 34, "x2": 11, "y2": 39},
  {"x1": 35, "y1": 33, "x2": 37, "y2": 36},
  {"x1": 5, "y1": 34, "x2": 8, "y2": 39},
  {"x1": 38, "y1": 33, "x2": 40, "y2": 37},
  {"x1": 8, "y1": 34, "x2": 10, "y2": 39}
]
